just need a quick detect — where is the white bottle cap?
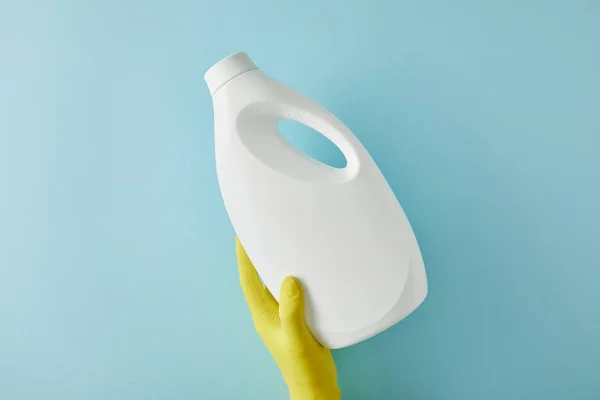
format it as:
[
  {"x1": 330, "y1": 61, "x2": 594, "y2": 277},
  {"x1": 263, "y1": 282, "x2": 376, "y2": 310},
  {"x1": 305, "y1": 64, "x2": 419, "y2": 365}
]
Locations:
[{"x1": 204, "y1": 52, "x2": 258, "y2": 96}]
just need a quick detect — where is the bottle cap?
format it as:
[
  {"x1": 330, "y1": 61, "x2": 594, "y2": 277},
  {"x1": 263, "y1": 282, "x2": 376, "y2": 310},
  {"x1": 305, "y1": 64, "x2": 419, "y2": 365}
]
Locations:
[{"x1": 204, "y1": 52, "x2": 258, "y2": 96}]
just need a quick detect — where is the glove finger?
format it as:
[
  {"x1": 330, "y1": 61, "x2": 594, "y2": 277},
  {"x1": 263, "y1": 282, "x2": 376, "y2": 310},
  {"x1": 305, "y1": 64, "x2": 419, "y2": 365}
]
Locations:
[
  {"x1": 279, "y1": 276, "x2": 310, "y2": 340},
  {"x1": 236, "y1": 237, "x2": 279, "y2": 327}
]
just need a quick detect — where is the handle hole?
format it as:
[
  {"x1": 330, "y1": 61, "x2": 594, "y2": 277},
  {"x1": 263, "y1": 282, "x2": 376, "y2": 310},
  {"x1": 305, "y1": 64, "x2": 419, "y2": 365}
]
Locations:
[{"x1": 278, "y1": 120, "x2": 347, "y2": 169}]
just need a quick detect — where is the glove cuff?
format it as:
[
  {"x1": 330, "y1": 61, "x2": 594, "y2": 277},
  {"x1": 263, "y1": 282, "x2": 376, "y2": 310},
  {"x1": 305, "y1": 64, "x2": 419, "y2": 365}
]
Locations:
[{"x1": 289, "y1": 384, "x2": 341, "y2": 400}]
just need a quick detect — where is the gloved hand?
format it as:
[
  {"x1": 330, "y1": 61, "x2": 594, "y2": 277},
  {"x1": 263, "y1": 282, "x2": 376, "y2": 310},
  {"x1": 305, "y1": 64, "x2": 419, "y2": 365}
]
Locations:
[{"x1": 236, "y1": 237, "x2": 341, "y2": 400}]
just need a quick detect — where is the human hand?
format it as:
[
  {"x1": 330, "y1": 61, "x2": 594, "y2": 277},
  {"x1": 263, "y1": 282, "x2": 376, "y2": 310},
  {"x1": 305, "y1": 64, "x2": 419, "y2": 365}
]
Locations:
[{"x1": 236, "y1": 237, "x2": 341, "y2": 400}]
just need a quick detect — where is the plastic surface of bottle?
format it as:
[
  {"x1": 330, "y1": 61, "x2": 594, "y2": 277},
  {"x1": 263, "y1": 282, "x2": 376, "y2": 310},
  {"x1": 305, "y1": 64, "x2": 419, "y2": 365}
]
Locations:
[{"x1": 205, "y1": 52, "x2": 427, "y2": 349}]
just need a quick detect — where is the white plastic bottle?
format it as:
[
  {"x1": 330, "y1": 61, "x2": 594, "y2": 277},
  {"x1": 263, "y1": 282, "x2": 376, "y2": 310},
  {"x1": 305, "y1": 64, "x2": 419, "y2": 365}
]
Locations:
[{"x1": 205, "y1": 52, "x2": 427, "y2": 349}]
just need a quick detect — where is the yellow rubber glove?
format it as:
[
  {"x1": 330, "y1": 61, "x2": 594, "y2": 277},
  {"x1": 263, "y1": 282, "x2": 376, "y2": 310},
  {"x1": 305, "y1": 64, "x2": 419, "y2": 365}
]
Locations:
[{"x1": 236, "y1": 238, "x2": 341, "y2": 400}]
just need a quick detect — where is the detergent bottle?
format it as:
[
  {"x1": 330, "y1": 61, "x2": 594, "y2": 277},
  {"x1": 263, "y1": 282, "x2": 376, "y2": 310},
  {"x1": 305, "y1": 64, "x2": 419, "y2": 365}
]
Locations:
[{"x1": 205, "y1": 52, "x2": 427, "y2": 349}]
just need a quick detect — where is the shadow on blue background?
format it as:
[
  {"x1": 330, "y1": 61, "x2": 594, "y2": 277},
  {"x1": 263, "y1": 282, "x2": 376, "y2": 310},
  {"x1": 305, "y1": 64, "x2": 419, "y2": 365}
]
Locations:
[{"x1": 1, "y1": 1, "x2": 599, "y2": 399}]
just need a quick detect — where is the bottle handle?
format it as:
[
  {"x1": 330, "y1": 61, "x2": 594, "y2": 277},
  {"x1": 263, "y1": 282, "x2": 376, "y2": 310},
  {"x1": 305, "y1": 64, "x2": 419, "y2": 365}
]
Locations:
[{"x1": 276, "y1": 95, "x2": 362, "y2": 176}]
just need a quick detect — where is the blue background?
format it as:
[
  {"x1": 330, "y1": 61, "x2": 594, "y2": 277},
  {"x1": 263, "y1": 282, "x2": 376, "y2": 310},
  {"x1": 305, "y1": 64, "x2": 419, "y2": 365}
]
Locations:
[{"x1": 1, "y1": 1, "x2": 599, "y2": 399}]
